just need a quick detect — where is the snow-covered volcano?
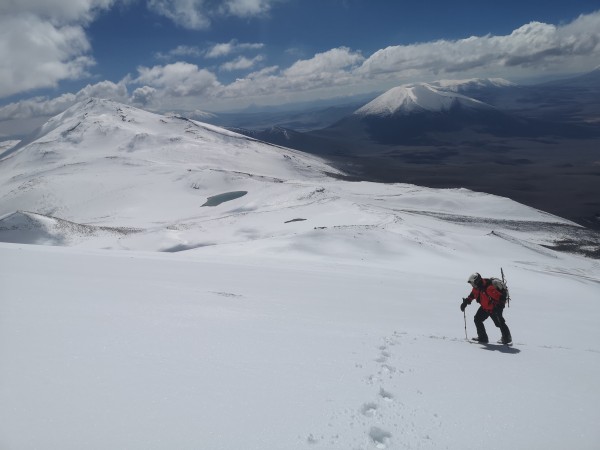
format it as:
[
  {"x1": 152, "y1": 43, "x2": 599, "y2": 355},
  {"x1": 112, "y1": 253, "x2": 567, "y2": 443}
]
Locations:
[
  {"x1": 1, "y1": 98, "x2": 599, "y2": 450},
  {"x1": 0, "y1": 98, "x2": 338, "y2": 240},
  {"x1": 1, "y1": 97, "x2": 332, "y2": 180},
  {"x1": 354, "y1": 83, "x2": 492, "y2": 117},
  {"x1": 337, "y1": 82, "x2": 557, "y2": 145}
]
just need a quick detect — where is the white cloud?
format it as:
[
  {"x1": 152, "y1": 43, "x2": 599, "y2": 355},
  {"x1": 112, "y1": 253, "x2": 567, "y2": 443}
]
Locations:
[
  {"x1": 284, "y1": 47, "x2": 364, "y2": 78},
  {"x1": 147, "y1": 0, "x2": 285, "y2": 30},
  {"x1": 79, "y1": 79, "x2": 130, "y2": 100},
  {"x1": 247, "y1": 66, "x2": 279, "y2": 77},
  {"x1": 220, "y1": 55, "x2": 264, "y2": 71},
  {"x1": 220, "y1": 48, "x2": 364, "y2": 101},
  {"x1": 221, "y1": 0, "x2": 279, "y2": 17},
  {"x1": 357, "y1": 11, "x2": 600, "y2": 80},
  {"x1": 0, "y1": 80, "x2": 128, "y2": 121},
  {"x1": 0, "y1": 0, "x2": 117, "y2": 24},
  {"x1": 205, "y1": 40, "x2": 265, "y2": 58},
  {"x1": 0, "y1": 0, "x2": 119, "y2": 99},
  {"x1": 147, "y1": 0, "x2": 211, "y2": 30},
  {"x1": 134, "y1": 62, "x2": 221, "y2": 97},
  {"x1": 205, "y1": 42, "x2": 236, "y2": 58},
  {"x1": 0, "y1": 14, "x2": 95, "y2": 98},
  {"x1": 155, "y1": 45, "x2": 203, "y2": 60},
  {"x1": 0, "y1": 94, "x2": 76, "y2": 122},
  {"x1": 131, "y1": 86, "x2": 157, "y2": 105}
]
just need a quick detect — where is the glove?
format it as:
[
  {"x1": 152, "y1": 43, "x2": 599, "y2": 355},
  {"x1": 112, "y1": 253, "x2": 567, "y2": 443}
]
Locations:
[{"x1": 460, "y1": 298, "x2": 469, "y2": 312}]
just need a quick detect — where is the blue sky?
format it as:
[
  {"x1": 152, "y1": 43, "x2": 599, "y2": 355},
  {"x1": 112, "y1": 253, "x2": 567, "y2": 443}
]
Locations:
[{"x1": 1, "y1": 0, "x2": 599, "y2": 136}]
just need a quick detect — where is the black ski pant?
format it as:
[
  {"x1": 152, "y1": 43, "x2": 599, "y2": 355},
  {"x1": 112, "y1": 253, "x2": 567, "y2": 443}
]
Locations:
[{"x1": 474, "y1": 305, "x2": 511, "y2": 341}]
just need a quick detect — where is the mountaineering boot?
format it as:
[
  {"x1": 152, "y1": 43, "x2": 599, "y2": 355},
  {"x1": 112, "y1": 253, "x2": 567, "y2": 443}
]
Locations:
[
  {"x1": 499, "y1": 323, "x2": 512, "y2": 345},
  {"x1": 473, "y1": 317, "x2": 489, "y2": 344}
]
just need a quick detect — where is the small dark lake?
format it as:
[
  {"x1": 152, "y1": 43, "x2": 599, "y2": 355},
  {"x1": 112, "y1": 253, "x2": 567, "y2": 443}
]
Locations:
[{"x1": 202, "y1": 191, "x2": 248, "y2": 207}]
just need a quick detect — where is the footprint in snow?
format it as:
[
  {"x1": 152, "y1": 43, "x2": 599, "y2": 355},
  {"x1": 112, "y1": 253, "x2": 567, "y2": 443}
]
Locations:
[
  {"x1": 375, "y1": 349, "x2": 391, "y2": 363},
  {"x1": 378, "y1": 364, "x2": 398, "y2": 378},
  {"x1": 378, "y1": 387, "x2": 394, "y2": 402},
  {"x1": 365, "y1": 374, "x2": 380, "y2": 385},
  {"x1": 369, "y1": 427, "x2": 392, "y2": 449},
  {"x1": 360, "y1": 402, "x2": 378, "y2": 417}
]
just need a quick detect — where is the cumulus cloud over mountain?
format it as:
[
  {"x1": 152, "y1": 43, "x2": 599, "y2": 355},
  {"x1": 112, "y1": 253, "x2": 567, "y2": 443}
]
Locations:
[{"x1": 357, "y1": 13, "x2": 600, "y2": 80}]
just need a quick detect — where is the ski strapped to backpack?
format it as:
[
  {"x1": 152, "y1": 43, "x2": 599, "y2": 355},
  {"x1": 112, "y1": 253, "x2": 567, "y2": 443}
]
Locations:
[{"x1": 498, "y1": 267, "x2": 511, "y2": 307}]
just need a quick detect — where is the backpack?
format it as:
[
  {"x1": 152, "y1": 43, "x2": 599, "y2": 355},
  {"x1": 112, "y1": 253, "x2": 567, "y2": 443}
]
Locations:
[{"x1": 489, "y1": 276, "x2": 510, "y2": 306}]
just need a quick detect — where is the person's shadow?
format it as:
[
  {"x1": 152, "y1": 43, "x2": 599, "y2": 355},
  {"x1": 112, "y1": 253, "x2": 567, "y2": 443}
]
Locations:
[{"x1": 479, "y1": 343, "x2": 521, "y2": 354}]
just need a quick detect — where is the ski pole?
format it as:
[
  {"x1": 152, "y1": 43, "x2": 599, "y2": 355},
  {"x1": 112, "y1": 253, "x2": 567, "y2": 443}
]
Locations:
[{"x1": 463, "y1": 310, "x2": 468, "y2": 340}]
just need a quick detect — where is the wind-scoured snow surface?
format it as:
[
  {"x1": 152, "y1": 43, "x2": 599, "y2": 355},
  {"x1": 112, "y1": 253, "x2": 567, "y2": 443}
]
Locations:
[
  {"x1": 1, "y1": 99, "x2": 599, "y2": 450},
  {"x1": 354, "y1": 83, "x2": 491, "y2": 116}
]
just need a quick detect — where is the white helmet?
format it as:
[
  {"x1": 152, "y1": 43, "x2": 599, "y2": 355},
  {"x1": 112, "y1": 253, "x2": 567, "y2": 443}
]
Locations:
[{"x1": 468, "y1": 272, "x2": 482, "y2": 287}]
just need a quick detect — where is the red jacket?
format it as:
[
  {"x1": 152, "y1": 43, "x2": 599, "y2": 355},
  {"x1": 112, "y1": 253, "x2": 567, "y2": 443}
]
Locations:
[{"x1": 466, "y1": 279, "x2": 505, "y2": 312}]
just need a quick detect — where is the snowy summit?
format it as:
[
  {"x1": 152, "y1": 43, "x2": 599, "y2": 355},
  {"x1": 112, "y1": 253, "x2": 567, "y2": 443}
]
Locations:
[{"x1": 354, "y1": 83, "x2": 491, "y2": 117}]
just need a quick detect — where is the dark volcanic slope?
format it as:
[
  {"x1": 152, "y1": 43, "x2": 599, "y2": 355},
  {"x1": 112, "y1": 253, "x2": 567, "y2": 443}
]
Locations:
[
  {"x1": 331, "y1": 140, "x2": 600, "y2": 231},
  {"x1": 239, "y1": 122, "x2": 600, "y2": 231}
]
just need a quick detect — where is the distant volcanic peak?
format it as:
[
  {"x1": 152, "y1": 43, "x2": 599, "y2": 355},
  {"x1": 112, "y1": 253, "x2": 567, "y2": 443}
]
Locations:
[{"x1": 354, "y1": 83, "x2": 490, "y2": 117}]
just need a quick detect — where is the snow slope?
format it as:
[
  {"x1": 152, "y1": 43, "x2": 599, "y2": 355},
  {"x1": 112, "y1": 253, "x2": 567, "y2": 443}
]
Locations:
[
  {"x1": 1, "y1": 237, "x2": 599, "y2": 450},
  {"x1": 1, "y1": 99, "x2": 599, "y2": 450},
  {"x1": 354, "y1": 83, "x2": 491, "y2": 117}
]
